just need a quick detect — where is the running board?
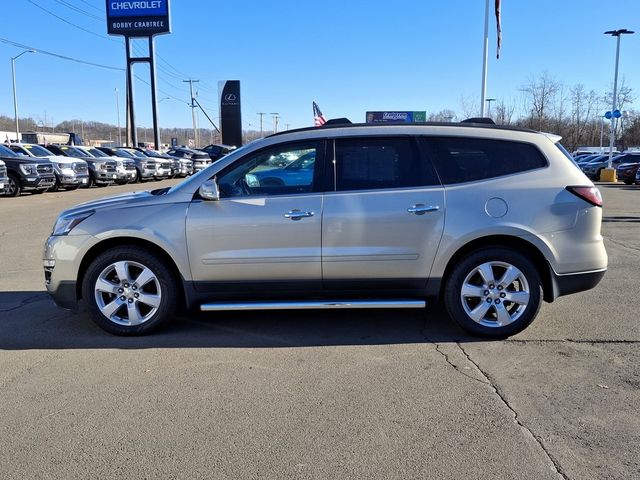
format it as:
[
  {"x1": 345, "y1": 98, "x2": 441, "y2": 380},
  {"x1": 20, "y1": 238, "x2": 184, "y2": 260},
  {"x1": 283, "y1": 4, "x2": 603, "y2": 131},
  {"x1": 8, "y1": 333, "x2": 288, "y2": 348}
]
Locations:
[{"x1": 200, "y1": 299, "x2": 426, "y2": 312}]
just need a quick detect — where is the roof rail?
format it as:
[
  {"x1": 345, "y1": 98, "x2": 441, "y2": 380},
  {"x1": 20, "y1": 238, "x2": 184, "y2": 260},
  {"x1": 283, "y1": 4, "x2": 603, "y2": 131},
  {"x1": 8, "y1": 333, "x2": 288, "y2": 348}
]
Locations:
[{"x1": 461, "y1": 117, "x2": 496, "y2": 124}]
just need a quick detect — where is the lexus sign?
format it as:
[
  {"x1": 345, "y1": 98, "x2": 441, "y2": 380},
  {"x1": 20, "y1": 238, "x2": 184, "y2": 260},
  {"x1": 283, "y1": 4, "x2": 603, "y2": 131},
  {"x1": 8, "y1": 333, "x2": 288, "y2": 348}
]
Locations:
[{"x1": 106, "y1": 0, "x2": 171, "y2": 37}]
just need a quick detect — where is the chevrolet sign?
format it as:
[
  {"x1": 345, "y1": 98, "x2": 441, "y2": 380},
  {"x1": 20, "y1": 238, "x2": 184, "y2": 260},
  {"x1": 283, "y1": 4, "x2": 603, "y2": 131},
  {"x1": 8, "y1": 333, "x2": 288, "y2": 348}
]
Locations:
[{"x1": 106, "y1": 0, "x2": 171, "y2": 36}]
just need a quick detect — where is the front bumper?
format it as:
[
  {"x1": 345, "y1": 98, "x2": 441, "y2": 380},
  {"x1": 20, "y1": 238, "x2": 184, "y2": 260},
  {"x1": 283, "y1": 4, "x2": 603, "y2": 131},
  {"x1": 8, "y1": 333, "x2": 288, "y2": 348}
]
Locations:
[
  {"x1": 44, "y1": 234, "x2": 94, "y2": 310},
  {"x1": 116, "y1": 168, "x2": 137, "y2": 183},
  {"x1": 58, "y1": 172, "x2": 90, "y2": 186},
  {"x1": 93, "y1": 170, "x2": 118, "y2": 184},
  {"x1": 23, "y1": 174, "x2": 56, "y2": 191},
  {"x1": 154, "y1": 167, "x2": 171, "y2": 179}
]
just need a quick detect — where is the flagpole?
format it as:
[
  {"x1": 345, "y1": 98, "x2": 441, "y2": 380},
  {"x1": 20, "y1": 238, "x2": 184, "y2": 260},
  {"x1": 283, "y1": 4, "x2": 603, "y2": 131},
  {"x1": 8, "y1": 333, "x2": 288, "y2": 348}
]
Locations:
[{"x1": 480, "y1": 0, "x2": 490, "y2": 117}]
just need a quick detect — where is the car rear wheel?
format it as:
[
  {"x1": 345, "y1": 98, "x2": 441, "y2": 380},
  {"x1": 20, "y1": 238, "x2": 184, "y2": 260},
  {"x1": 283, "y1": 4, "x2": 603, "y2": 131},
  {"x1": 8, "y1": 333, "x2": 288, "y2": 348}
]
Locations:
[
  {"x1": 444, "y1": 247, "x2": 542, "y2": 338},
  {"x1": 82, "y1": 246, "x2": 178, "y2": 335}
]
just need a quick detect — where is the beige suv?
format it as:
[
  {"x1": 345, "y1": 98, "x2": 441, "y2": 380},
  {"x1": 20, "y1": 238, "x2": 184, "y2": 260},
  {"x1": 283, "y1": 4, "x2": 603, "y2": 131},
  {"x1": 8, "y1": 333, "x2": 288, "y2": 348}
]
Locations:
[{"x1": 44, "y1": 120, "x2": 607, "y2": 337}]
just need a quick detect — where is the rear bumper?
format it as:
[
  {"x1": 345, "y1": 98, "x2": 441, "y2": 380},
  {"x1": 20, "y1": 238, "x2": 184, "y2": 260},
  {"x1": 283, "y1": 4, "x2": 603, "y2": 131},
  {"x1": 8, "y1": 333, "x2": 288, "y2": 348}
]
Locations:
[{"x1": 548, "y1": 268, "x2": 606, "y2": 301}]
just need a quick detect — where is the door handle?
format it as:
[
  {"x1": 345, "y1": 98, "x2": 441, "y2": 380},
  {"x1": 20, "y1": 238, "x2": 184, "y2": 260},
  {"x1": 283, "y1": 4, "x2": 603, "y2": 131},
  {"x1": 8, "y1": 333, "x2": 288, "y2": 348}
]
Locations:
[
  {"x1": 407, "y1": 204, "x2": 440, "y2": 215},
  {"x1": 284, "y1": 209, "x2": 315, "y2": 220}
]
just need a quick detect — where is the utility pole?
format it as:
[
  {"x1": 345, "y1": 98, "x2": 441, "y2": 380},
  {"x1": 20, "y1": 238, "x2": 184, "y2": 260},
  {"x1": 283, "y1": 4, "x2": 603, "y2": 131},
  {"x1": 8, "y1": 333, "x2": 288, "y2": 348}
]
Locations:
[
  {"x1": 270, "y1": 112, "x2": 279, "y2": 133},
  {"x1": 115, "y1": 88, "x2": 122, "y2": 145},
  {"x1": 183, "y1": 79, "x2": 200, "y2": 147},
  {"x1": 257, "y1": 112, "x2": 265, "y2": 136}
]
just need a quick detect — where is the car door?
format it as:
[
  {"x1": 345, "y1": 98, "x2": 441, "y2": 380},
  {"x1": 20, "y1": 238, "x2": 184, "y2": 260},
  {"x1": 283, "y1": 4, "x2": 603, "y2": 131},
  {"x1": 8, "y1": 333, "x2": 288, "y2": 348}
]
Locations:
[
  {"x1": 322, "y1": 136, "x2": 445, "y2": 290},
  {"x1": 186, "y1": 140, "x2": 326, "y2": 292}
]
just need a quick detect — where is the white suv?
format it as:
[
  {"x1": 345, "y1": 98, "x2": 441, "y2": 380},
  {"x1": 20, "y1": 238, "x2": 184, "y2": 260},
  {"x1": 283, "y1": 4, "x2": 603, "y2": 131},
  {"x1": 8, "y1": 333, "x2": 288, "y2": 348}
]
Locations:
[{"x1": 44, "y1": 120, "x2": 607, "y2": 337}]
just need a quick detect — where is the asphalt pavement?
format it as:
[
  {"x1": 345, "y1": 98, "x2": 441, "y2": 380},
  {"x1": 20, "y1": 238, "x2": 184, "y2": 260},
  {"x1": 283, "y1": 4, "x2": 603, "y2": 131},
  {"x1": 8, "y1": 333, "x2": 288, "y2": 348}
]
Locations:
[{"x1": 0, "y1": 180, "x2": 638, "y2": 479}]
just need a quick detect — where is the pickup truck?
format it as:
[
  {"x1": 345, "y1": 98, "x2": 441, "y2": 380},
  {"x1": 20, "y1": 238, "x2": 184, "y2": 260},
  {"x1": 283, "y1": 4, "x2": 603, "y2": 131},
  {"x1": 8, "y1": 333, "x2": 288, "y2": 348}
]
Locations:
[
  {"x1": 44, "y1": 145, "x2": 117, "y2": 187},
  {"x1": 0, "y1": 144, "x2": 55, "y2": 196},
  {"x1": 0, "y1": 158, "x2": 8, "y2": 194},
  {"x1": 9, "y1": 143, "x2": 89, "y2": 191}
]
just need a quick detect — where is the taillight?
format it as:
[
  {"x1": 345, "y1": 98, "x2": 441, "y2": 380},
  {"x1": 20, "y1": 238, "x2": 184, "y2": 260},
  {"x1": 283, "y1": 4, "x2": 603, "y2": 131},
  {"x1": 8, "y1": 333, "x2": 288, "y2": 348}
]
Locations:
[{"x1": 566, "y1": 186, "x2": 602, "y2": 207}]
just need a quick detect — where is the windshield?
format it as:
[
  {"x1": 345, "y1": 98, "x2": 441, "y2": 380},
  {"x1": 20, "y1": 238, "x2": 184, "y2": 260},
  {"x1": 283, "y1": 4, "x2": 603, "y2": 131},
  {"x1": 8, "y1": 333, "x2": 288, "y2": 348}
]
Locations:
[
  {"x1": 0, "y1": 145, "x2": 18, "y2": 157},
  {"x1": 88, "y1": 148, "x2": 109, "y2": 158},
  {"x1": 143, "y1": 150, "x2": 162, "y2": 157},
  {"x1": 24, "y1": 144, "x2": 54, "y2": 157},
  {"x1": 123, "y1": 149, "x2": 149, "y2": 158},
  {"x1": 60, "y1": 146, "x2": 90, "y2": 158},
  {"x1": 114, "y1": 149, "x2": 135, "y2": 158}
]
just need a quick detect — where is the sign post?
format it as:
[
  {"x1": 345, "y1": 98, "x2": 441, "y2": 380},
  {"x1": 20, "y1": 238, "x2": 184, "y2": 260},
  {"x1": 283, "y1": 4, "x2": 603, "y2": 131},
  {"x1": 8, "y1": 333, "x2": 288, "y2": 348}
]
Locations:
[{"x1": 106, "y1": 0, "x2": 171, "y2": 148}]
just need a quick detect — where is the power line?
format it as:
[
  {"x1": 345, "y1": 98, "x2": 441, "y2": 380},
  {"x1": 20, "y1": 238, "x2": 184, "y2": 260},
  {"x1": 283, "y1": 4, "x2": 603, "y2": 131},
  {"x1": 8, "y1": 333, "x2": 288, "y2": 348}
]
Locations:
[
  {"x1": 26, "y1": 0, "x2": 119, "y2": 43},
  {"x1": 52, "y1": 0, "x2": 103, "y2": 21},
  {"x1": 0, "y1": 36, "x2": 124, "y2": 71},
  {"x1": 76, "y1": 0, "x2": 103, "y2": 12}
]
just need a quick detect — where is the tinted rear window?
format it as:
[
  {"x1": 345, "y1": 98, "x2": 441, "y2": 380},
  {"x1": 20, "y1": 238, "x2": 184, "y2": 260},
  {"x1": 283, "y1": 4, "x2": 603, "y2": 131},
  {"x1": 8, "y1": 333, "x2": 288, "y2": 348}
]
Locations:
[
  {"x1": 423, "y1": 137, "x2": 548, "y2": 184},
  {"x1": 333, "y1": 137, "x2": 439, "y2": 191}
]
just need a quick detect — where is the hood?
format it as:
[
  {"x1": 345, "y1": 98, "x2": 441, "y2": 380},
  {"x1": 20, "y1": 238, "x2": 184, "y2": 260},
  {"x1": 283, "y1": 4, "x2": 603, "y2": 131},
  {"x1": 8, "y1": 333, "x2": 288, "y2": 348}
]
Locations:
[
  {"x1": 63, "y1": 190, "x2": 156, "y2": 216},
  {"x1": 47, "y1": 155, "x2": 80, "y2": 165}
]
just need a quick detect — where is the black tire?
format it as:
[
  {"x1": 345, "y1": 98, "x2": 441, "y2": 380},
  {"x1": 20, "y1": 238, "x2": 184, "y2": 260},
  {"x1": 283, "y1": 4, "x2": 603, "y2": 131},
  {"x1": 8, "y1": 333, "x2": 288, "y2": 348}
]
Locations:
[
  {"x1": 31, "y1": 188, "x2": 47, "y2": 194},
  {"x1": 624, "y1": 179, "x2": 633, "y2": 185},
  {"x1": 66, "y1": 184, "x2": 81, "y2": 191},
  {"x1": 82, "y1": 246, "x2": 178, "y2": 335},
  {"x1": 443, "y1": 247, "x2": 543, "y2": 338},
  {"x1": 4, "y1": 174, "x2": 21, "y2": 197},
  {"x1": 50, "y1": 177, "x2": 61, "y2": 192}
]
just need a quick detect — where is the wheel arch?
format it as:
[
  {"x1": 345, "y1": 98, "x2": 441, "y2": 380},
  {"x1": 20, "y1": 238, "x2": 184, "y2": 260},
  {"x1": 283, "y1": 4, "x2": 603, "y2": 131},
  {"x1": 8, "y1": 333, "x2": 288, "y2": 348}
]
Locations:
[
  {"x1": 438, "y1": 235, "x2": 555, "y2": 303},
  {"x1": 76, "y1": 237, "x2": 188, "y2": 309}
]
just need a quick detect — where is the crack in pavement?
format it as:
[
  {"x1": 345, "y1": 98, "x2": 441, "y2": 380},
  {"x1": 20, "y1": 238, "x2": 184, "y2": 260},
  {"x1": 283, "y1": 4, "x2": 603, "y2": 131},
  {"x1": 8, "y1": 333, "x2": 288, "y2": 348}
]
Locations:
[
  {"x1": 506, "y1": 339, "x2": 640, "y2": 345},
  {"x1": 431, "y1": 342, "x2": 490, "y2": 386},
  {"x1": 457, "y1": 343, "x2": 568, "y2": 480}
]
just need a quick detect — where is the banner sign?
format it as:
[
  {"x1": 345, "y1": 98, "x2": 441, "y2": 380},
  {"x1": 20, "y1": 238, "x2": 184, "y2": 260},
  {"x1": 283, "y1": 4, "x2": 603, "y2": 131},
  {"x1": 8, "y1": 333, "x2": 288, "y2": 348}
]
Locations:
[
  {"x1": 106, "y1": 0, "x2": 171, "y2": 37},
  {"x1": 366, "y1": 111, "x2": 427, "y2": 123},
  {"x1": 219, "y1": 80, "x2": 243, "y2": 147}
]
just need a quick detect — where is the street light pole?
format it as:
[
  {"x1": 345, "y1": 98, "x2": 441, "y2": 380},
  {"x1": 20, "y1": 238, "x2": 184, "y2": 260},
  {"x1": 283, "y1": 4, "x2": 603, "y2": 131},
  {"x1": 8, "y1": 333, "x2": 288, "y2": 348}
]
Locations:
[
  {"x1": 11, "y1": 49, "x2": 35, "y2": 142},
  {"x1": 115, "y1": 88, "x2": 122, "y2": 146},
  {"x1": 485, "y1": 98, "x2": 496, "y2": 118},
  {"x1": 604, "y1": 29, "x2": 634, "y2": 174}
]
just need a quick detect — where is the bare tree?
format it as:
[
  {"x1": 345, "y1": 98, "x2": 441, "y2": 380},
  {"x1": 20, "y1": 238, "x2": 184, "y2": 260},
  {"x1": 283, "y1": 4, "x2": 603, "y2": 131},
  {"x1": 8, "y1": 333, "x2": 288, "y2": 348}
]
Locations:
[
  {"x1": 520, "y1": 72, "x2": 560, "y2": 130},
  {"x1": 428, "y1": 109, "x2": 457, "y2": 122},
  {"x1": 494, "y1": 100, "x2": 516, "y2": 125}
]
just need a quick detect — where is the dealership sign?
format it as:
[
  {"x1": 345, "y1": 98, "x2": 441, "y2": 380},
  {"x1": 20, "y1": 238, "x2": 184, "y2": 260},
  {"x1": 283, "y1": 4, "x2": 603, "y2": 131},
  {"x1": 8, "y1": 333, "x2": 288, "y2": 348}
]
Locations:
[
  {"x1": 106, "y1": 0, "x2": 171, "y2": 37},
  {"x1": 366, "y1": 111, "x2": 427, "y2": 123}
]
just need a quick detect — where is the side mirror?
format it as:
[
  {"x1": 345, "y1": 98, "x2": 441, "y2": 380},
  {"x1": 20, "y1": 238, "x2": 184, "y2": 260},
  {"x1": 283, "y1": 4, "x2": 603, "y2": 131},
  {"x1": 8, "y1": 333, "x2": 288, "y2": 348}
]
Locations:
[{"x1": 199, "y1": 178, "x2": 220, "y2": 201}]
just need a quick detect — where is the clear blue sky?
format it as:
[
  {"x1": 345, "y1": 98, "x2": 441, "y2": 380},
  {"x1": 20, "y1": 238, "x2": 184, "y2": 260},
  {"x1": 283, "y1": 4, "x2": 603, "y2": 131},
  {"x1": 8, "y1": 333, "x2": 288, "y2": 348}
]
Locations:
[{"x1": 1, "y1": 0, "x2": 639, "y2": 133}]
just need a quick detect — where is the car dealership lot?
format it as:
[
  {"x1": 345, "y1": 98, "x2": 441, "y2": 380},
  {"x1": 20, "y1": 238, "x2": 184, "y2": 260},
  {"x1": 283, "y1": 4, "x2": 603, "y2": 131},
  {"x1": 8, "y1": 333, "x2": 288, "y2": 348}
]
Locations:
[{"x1": 0, "y1": 181, "x2": 638, "y2": 479}]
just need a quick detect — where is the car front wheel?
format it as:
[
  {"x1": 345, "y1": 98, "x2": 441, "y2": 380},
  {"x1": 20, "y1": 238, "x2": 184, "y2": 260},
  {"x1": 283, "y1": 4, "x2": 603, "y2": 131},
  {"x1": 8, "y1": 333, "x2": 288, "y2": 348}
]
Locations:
[
  {"x1": 82, "y1": 246, "x2": 178, "y2": 335},
  {"x1": 444, "y1": 247, "x2": 542, "y2": 338}
]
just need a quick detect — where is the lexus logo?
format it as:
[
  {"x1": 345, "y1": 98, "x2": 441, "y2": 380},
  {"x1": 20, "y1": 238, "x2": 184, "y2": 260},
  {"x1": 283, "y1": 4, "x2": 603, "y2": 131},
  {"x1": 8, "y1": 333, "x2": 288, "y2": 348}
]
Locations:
[{"x1": 224, "y1": 93, "x2": 237, "y2": 102}]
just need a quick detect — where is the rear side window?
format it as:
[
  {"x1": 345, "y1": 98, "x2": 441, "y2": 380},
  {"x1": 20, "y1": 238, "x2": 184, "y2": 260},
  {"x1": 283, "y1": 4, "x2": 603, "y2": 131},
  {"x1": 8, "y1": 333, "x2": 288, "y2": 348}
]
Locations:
[
  {"x1": 423, "y1": 137, "x2": 548, "y2": 184},
  {"x1": 333, "y1": 137, "x2": 438, "y2": 191}
]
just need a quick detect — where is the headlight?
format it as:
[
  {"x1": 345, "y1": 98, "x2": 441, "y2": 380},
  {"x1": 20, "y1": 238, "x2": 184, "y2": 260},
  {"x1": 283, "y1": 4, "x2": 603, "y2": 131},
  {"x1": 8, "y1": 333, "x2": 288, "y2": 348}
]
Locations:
[
  {"x1": 19, "y1": 163, "x2": 38, "y2": 175},
  {"x1": 52, "y1": 211, "x2": 94, "y2": 236},
  {"x1": 93, "y1": 162, "x2": 105, "y2": 170}
]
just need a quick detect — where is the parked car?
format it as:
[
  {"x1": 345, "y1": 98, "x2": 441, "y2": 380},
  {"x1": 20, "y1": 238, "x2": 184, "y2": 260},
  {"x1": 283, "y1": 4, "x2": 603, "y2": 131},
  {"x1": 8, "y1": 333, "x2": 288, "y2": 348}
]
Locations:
[
  {"x1": 76, "y1": 146, "x2": 137, "y2": 185},
  {"x1": 97, "y1": 147, "x2": 156, "y2": 182},
  {"x1": 44, "y1": 145, "x2": 117, "y2": 187},
  {"x1": 199, "y1": 144, "x2": 236, "y2": 161},
  {"x1": 98, "y1": 147, "x2": 171, "y2": 181},
  {"x1": 582, "y1": 154, "x2": 631, "y2": 179},
  {"x1": 166, "y1": 147, "x2": 211, "y2": 172},
  {"x1": 0, "y1": 158, "x2": 8, "y2": 194},
  {"x1": 246, "y1": 150, "x2": 315, "y2": 187},
  {"x1": 9, "y1": 143, "x2": 89, "y2": 191},
  {"x1": 612, "y1": 153, "x2": 640, "y2": 185},
  {"x1": 133, "y1": 148, "x2": 193, "y2": 178},
  {"x1": 0, "y1": 144, "x2": 55, "y2": 196},
  {"x1": 44, "y1": 119, "x2": 607, "y2": 337}
]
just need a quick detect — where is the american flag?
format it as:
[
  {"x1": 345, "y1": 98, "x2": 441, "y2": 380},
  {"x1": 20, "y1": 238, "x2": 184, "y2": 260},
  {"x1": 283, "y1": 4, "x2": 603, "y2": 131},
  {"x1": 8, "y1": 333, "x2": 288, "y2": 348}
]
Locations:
[
  {"x1": 495, "y1": 0, "x2": 502, "y2": 59},
  {"x1": 313, "y1": 101, "x2": 327, "y2": 126}
]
